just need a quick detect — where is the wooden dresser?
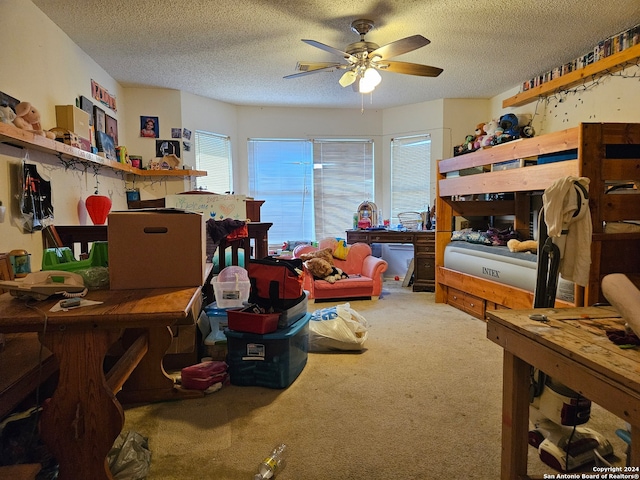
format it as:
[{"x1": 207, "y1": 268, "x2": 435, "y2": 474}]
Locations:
[{"x1": 346, "y1": 229, "x2": 435, "y2": 291}]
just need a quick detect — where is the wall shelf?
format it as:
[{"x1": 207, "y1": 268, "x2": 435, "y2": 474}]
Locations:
[
  {"x1": 0, "y1": 123, "x2": 206, "y2": 177},
  {"x1": 503, "y1": 43, "x2": 640, "y2": 108}
]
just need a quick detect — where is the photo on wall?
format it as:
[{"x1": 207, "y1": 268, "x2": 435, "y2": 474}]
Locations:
[
  {"x1": 140, "y1": 116, "x2": 159, "y2": 138},
  {"x1": 156, "y1": 140, "x2": 180, "y2": 158},
  {"x1": 105, "y1": 115, "x2": 118, "y2": 146},
  {"x1": 94, "y1": 106, "x2": 106, "y2": 133}
]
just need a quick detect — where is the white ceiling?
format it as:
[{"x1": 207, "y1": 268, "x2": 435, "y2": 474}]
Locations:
[{"x1": 32, "y1": 0, "x2": 640, "y2": 110}]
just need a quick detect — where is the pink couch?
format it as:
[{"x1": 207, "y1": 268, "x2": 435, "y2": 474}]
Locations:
[{"x1": 293, "y1": 240, "x2": 387, "y2": 302}]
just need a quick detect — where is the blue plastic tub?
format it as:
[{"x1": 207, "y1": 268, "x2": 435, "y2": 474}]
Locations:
[{"x1": 224, "y1": 313, "x2": 310, "y2": 389}]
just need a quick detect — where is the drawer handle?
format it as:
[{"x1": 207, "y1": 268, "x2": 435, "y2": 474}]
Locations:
[
  {"x1": 469, "y1": 302, "x2": 474, "y2": 307},
  {"x1": 453, "y1": 295, "x2": 458, "y2": 300}
]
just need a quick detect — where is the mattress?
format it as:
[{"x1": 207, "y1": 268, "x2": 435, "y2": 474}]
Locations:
[{"x1": 444, "y1": 242, "x2": 574, "y2": 303}]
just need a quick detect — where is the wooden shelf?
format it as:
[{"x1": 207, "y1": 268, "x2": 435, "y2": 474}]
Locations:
[
  {"x1": 0, "y1": 123, "x2": 206, "y2": 177},
  {"x1": 503, "y1": 43, "x2": 640, "y2": 108}
]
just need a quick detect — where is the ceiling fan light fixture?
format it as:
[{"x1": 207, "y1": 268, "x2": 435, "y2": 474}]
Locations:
[
  {"x1": 339, "y1": 70, "x2": 357, "y2": 87},
  {"x1": 359, "y1": 67, "x2": 382, "y2": 93}
]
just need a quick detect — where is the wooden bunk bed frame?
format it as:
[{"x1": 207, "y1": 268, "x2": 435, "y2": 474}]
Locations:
[{"x1": 435, "y1": 122, "x2": 640, "y2": 320}]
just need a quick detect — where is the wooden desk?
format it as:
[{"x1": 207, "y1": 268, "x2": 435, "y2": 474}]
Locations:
[
  {"x1": 486, "y1": 306, "x2": 640, "y2": 479},
  {"x1": 0, "y1": 287, "x2": 204, "y2": 480},
  {"x1": 346, "y1": 229, "x2": 435, "y2": 291}
]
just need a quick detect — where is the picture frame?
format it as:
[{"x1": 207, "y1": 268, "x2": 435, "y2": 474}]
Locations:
[
  {"x1": 94, "y1": 106, "x2": 106, "y2": 133},
  {"x1": 95, "y1": 131, "x2": 116, "y2": 161},
  {"x1": 80, "y1": 96, "x2": 94, "y2": 126},
  {"x1": 140, "y1": 116, "x2": 159, "y2": 138},
  {"x1": 156, "y1": 139, "x2": 181, "y2": 158},
  {"x1": 105, "y1": 115, "x2": 118, "y2": 146}
]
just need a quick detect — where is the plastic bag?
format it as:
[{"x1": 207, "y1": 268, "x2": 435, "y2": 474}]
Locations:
[
  {"x1": 108, "y1": 430, "x2": 151, "y2": 480},
  {"x1": 309, "y1": 303, "x2": 369, "y2": 351},
  {"x1": 18, "y1": 158, "x2": 54, "y2": 232}
]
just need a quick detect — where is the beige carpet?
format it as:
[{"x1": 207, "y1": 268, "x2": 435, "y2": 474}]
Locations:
[{"x1": 122, "y1": 282, "x2": 628, "y2": 479}]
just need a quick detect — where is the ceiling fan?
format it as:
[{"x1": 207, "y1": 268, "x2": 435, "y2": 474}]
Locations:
[{"x1": 284, "y1": 19, "x2": 443, "y2": 94}]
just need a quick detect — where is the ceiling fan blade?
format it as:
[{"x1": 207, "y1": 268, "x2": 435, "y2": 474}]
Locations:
[
  {"x1": 368, "y1": 35, "x2": 430, "y2": 60},
  {"x1": 284, "y1": 63, "x2": 344, "y2": 79},
  {"x1": 376, "y1": 60, "x2": 443, "y2": 77},
  {"x1": 302, "y1": 39, "x2": 357, "y2": 62}
]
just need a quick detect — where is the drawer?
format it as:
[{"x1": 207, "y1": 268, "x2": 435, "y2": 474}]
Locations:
[
  {"x1": 447, "y1": 288, "x2": 485, "y2": 319},
  {"x1": 346, "y1": 232, "x2": 370, "y2": 243},
  {"x1": 415, "y1": 242, "x2": 435, "y2": 254},
  {"x1": 369, "y1": 233, "x2": 414, "y2": 243},
  {"x1": 414, "y1": 254, "x2": 435, "y2": 281}
]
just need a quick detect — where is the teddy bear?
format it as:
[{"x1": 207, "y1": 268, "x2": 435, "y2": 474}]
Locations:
[
  {"x1": 507, "y1": 239, "x2": 538, "y2": 253},
  {"x1": 473, "y1": 122, "x2": 486, "y2": 150},
  {"x1": 13, "y1": 102, "x2": 55, "y2": 139},
  {"x1": 0, "y1": 105, "x2": 16, "y2": 124}
]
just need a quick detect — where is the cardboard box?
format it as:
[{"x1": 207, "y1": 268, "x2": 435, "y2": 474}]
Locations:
[
  {"x1": 55, "y1": 105, "x2": 90, "y2": 138},
  {"x1": 108, "y1": 209, "x2": 205, "y2": 289}
]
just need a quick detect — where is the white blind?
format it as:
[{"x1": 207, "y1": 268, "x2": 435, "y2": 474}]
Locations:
[
  {"x1": 195, "y1": 131, "x2": 232, "y2": 193},
  {"x1": 248, "y1": 138, "x2": 374, "y2": 245},
  {"x1": 248, "y1": 139, "x2": 314, "y2": 245},
  {"x1": 313, "y1": 139, "x2": 374, "y2": 239},
  {"x1": 390, "y1": 134, "x2": 431, "y2": 222}
]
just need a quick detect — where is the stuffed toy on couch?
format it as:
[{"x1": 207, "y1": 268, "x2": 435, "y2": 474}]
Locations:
[{"x1": 298, "y1": 247, "x2": 348, "y2": 283}]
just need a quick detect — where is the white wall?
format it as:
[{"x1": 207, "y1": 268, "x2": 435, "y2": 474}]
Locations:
[{"x1": 491, "y1": 73, "x2": 640, "y2": 135}]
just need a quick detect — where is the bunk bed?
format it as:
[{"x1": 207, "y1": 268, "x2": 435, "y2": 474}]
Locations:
[{"x1": 435, "y1": 122, "x2": 640, "y2": 320}]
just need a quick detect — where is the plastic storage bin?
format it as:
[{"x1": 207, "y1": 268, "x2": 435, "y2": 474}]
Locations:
[
  {"x1": 227, "y1": 307, "x2": 280, "y2": 334},
  {"x1": 211, "y1": 267, "x2": 251, "y2": 308},
  {"x1": 224, "y1": 313, "x2": 311, "y2": 389},
  {"x1": 203, "y1": 302, "x2": 233, "y2": 345},
  {"x1": 278, "y1": 291, "x2": 308, "y2": 328}
]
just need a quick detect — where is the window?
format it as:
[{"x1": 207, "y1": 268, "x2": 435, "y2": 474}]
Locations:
[
  {"x1": 248, "y1": 138, "x2": 374, "y2": 245},
  {"x1": 390, "y1": 134, "x2": 431, "y2": 222},
  {"x1": 195, "y1": 131, "x2": 232, "y2": 193}
]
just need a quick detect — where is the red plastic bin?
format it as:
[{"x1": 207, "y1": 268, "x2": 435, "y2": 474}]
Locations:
[{"x1": 227, "y1": 308, "x2": 279, "y2": 334}]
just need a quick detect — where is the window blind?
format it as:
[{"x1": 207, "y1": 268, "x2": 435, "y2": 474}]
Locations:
[
  {"x1": 390, "y1": 134, "x2": 431, "y2": 222},
  {"x1": 195, "y1": 131, "x2": 232, "y2": 193},
  {"x1": 313, "y1": 139, "x2": 374, "y2": 239},
  {"x1": 248, "y1": 138, "x2": 374, "y2": 245}
]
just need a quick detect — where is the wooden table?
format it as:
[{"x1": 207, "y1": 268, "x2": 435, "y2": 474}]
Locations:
[
  {"x1": 345, "y1": 229, "x2": 435, "y2": 291},
  {"x1": 486, "y1": 306, "x2": 640, "y2": 479},
  {"x1": 0, "y1": 287, "x2": 205, "y2": 480}
]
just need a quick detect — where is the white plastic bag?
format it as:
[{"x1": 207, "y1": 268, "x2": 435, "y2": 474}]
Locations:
[{"x1": 309, "y1": 303, "x2": 369, "y2": 351}]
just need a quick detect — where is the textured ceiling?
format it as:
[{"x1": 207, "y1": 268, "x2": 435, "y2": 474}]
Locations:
[{"x1": 32, "y1": 0, "x2": 640, "y2": 110}]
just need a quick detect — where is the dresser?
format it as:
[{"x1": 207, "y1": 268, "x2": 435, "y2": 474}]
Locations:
[{"x1": 346, "y1": 229, "x2": 435, "y2": 292}]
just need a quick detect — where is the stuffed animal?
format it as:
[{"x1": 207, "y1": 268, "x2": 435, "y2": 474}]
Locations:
[
  {"x1": 473, "y1": 122, "x2": 486, "y2": 150},
  {"x1": 507, "y1": 239, "x2": 538, "y2": 253},
  {"x1": 481, "y1": 119, "x2": 499, "y2": 147},
  {"x1": 323, "y1": 266, "x2": 348, "y2": 284},
  {"x1": 0, "y1": 105, "x2": 16, "y2": 124},
  {"x1": 304, "y1": 257, "x2": 334, "y2": 279},
  {"x1": 13, "y1": 102, "x2": 55, "y2": 139},
  {"x1": 493, "y1": 126, "x2": 512, "y2": 145},
  {"x1": 298, "y1": 247, "x2": 334, "y2": 266}
]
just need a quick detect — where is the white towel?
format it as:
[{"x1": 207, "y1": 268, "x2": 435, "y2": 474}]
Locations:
[{"x1": 542, "y1": 176, "x2": 592, "y2": 286}]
